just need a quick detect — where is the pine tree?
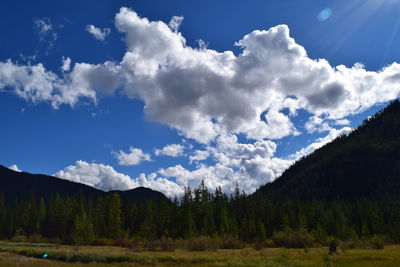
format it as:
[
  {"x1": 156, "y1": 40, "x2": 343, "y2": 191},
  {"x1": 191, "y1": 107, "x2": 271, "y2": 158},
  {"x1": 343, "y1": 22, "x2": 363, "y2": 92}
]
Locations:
[{"x1": 105, "y1": 193, "x2": 122, "y2": 239}]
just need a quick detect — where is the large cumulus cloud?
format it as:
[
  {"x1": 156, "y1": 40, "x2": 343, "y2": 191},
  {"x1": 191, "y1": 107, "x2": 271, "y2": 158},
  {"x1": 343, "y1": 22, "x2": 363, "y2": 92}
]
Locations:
[
  {"x1": 1, "y1": 7, "x2": 399, "y2": 143},
  {"x1": 3, "y1": 7, "x2": 400, "y2": 196},
  {"x1": 54, "y1": 160, "x2": 182, "y2": 196}
]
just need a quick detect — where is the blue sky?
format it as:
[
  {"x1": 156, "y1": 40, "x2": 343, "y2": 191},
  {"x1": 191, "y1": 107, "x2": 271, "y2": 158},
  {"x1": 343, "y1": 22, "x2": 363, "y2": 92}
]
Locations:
[{"x1": 1, "y1": 0, "x2": 400, "y2": 197}]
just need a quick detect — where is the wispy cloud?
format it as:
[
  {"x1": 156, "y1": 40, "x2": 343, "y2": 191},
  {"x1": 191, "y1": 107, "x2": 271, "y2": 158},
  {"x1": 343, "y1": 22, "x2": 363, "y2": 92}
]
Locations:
[
  {"x1": 86, "y1": 25, "x2": 111, "y2": 41},
  {"x1": 34, "y1": 17, "x2": 58, "y2": 49}
]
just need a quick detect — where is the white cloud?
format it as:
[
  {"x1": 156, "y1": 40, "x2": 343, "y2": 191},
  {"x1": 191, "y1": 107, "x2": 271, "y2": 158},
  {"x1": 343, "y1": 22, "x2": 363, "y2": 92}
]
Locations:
[
  {"x1": 34, "y1": 18, "x2": 52, "y2": 34},
  {"x1": 54, "y1": 160, "x2": 183, "y2": 197},
  {"x1": 0, "y1": 60, "x2": 96, "y2": 108},
  {"x1": 8, "y1": 164, "x2": 21, "y2": 172},
  {"x1": 155, "y1": 144, "x2": 184, "y2": 157},
  {"x1": 3, "y1": 8, "x2": 400, "y2": 196},
  {"x1": 55, "y1": 160, "x2": 133, "y2": 190},
  {"x1": 289, "y1": 127, "x2": 353, "y2": 160},
  {"x1": 159, "y1": 134, "x2": 292, "y2": 193},
  {"x1": 61, "y1": 57, "x2": 71, "y2": 72},
  {"x1": 113, "y1": 147, "x2": 151, "y2": 166},
  {"x1": 103, "y1": 8, "x2": 400, "y2": 143},
  {"x1": 168, "y1": 15, "x2": 184, "y2": 32},
  {"x1": 3, "y1": 8, "x2": 400, "y2": 144},
  {"x1": 305, "y1": 116, "x2": 332, "y2": 133},
  {"x1": 189, "y1": 150, "x2": 209, "y2": 163},
  {"x1": 335, "y1": 119, "x2": 350, "y2": 125},
  {"x1": 34, "y1": 18, "x2": 57, "y2": 48},
  {"x1": 86, "y1": 25, "x2": 111, "y2": 41}
]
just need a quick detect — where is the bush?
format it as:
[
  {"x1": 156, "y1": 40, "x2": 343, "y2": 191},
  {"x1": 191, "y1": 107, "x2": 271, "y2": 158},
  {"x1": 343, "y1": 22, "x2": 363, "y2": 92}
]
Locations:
[
  {"x1": 186, "y1": 236, "x2": 218, "y2": 251},
  {"x1": 126, "y1": 238, "x2": 146, "y2": 252},
  {"x1": 28, "y1": 233, "x2": 43, "y2": 243},
  {"x1": 272, "y1": 229, "x2": 316, "y2": 248},
  {"x1": 264, "y1": 239, "x2": 275, "y2": 248},
  {"x1": 345, "y1": 238, "x2": 368, "y2": 249},
  {"x1": 93, "y1": 238, "x2": 115, "y2": 246},
  {"x1": 10, "y1": 235, "x2": 27, "y2": 243},
  {"x1": 369, "y1": 235, "x2": 385, "y2": 249},
  {"x1": 253, "y1": 239, "x2": 264, "y2": 251},
  {"x1": 47, "y1": 238, "x2": 62, "y2": 245},
  {"x1": 114, "y1": 238, "x2": 131, "y2": 247},
  {"x1": 328, "y1": 238, "x2": 338, "y2": 254},
  {"x1": 219, "y1": 236, "x2": 244, "y2": 249},
  {"x1": 146, "y1": 236, "x2": 176, "y2": 251}
]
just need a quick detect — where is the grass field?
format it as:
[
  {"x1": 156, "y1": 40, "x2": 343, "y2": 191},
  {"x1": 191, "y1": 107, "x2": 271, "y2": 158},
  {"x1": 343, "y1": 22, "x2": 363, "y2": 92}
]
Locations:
[{"x1": 1, "y1": 241, "x2": 400, "y2": 266}]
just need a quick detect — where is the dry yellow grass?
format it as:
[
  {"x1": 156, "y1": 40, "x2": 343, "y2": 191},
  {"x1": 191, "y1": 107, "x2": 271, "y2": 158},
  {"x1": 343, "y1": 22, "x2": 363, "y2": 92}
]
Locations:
[{"x1": 1, "y1": 241, "x2": 400, "y2": 266}]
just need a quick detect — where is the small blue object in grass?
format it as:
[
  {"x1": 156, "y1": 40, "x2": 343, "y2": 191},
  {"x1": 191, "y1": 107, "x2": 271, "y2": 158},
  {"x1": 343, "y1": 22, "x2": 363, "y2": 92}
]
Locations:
[{"x1": 42, "y1": 253, "x2": 48, "y2": 258}]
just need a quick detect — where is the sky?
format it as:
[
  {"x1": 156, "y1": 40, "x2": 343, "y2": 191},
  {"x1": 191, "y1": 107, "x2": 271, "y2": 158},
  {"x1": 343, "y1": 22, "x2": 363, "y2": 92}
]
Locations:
[{"x1": 1, "y1": 0, "x2": 400, "y2": 197}]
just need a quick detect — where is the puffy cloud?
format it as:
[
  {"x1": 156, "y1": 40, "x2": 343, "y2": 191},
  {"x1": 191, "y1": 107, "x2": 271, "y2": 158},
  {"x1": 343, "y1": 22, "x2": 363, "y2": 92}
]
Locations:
[
  {"x1": 54, "y1": 160, "x2": 134, "y2": 190},
  {"x1": 3, "y1": 8, "x2": 400, "y2": 144},
  {"x1": 94, "y1": 8, "x2": 400, "y2": 143},
  {"x1": 8, "y1": 164, "x2": 21, "y2": 172},
  {"x1": 305, "y1": 116, "x2": 332, "y2": 133},
  {"x1": 0, "y1": 60, "x2": 96, "y2": 108},
  {"x1": 3, "y1": 7, "x2": 400, "y2": 195},
  {"x1": 54, "y1": 160, "x2": 182, "y2": 196},
  {"x1": 134, "y1": 173, "x2": 184, "y2": 197},
  {"x1": 189, "y1": 150, "x2": 210, "y2": 163},
  {"x1": 154, "y1": 144, "x2": 184, "y2": 157},
  {"x1": 86, "y1": 25, "x2": 111, "y2": 41},
  {"x1": 335, "y1": 119, "x2": 350, "y2": 126},
  {"x1": 113, "y1": 147, "x2": 151, "y2": 166},
  {"x1": 61, "y1": 57, "x2": 71, "y2": 72},
  {"x1": 159, "y1": 134, "x2": 292, "y2": 193}
]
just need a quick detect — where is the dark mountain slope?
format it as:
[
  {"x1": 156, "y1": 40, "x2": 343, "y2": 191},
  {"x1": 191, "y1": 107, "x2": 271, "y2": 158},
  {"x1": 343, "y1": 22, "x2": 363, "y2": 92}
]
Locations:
[
  {"x1": 257, "y1": 100, "x2": 400, "y2": 201},
  {"x1": 0, "y1": 165, "x2": 101, "y2": 202},
  {"x1": 0, "y1": 165, "x2": 169, "y2": 203},
  {"x1": 111, "y1": 187, "x2": 170, "y2": 203}
]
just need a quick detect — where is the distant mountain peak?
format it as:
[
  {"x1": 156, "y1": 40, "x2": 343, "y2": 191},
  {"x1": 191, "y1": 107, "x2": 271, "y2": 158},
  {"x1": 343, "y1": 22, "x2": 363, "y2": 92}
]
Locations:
[{"x1": 0, "y1": 165, "x2": 169, "y2": 204}]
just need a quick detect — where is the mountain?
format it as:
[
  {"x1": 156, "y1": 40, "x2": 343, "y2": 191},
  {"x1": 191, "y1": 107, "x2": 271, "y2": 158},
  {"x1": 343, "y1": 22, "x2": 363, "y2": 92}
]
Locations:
[
  {"x1": 0, "y1": 165, "x2": 169, "y2": 203},
  {"x1": 111, "y1": 187, "x2": 170, "y2": 203},
  {"x1": 256, "y1": 100, "x2": 400, "y2": 201}
]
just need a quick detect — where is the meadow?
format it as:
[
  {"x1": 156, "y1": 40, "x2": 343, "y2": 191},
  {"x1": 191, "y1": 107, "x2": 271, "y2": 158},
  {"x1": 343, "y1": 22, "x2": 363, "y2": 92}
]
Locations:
[{"x1": 1, "y1": 241, "x2": 400, "y2": 266}]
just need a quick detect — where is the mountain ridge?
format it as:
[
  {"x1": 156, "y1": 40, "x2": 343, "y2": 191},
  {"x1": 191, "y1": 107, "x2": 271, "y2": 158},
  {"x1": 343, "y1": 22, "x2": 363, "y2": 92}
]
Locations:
[
  {"x1": 0, "y1": 165, "x2": 169, "y2": 203},
  {"x1": 256, "y1": 99, "x2": 400, "y2": 201}
]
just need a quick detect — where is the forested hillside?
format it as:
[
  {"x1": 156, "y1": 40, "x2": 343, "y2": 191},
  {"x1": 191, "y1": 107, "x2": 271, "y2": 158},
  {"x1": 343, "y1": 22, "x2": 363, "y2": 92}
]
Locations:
[
  {"x1": 258, "y1": 99, "x2": 400, "y2": 200},
  {"x1": 1, "y1": 101, "x2": 400, "y2": 247}
]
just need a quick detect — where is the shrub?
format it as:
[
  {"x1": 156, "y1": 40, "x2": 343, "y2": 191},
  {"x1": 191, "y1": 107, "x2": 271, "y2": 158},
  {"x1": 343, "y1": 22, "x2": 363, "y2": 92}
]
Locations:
[
  {"x1": 328, "y1": 238, "x2": 338, "y2": 254},
  {"x1": 114, "y1": 237, "x2": 131, "y2": 247},
  {"x1": 272, "y1": 229, "x2": 315, "y2": 248},
  {"x1": 28, "y1": 233, "x2": 43, "y2": 243},
  {"x1": 323, "y1": 250, "x2": 335, "y2": 267},
  {"x1": 253, "y1": 239, "x2": 264, "y2": 251},
  {"x1": 219, "y1": 236, "x2": 244, "y2": 249},
  {"x1": 271, "y1": 231, "x2": 286, "y2": 247},
  {"x1": 126, "y1": 238, "x2": 146, "y2": 252},
  {"x1": 10, "y1": 235, "x2": 27, "y2": 243},
  {"x1": 186, "y1": 236, "x2": 218, "y2": 251},
  {"x1": 345, "y1": 238, "x2": 368, "y2": 249},
  {"x1": 369, "y1": 235, "x2": 385, "y2": 249},
  {"x1": 146, "y1": 237, "x2": 176, "y2": 251},
  {"x1": 264, "y1": 239, "x2": 275, "y2": 248},
  {"x1": 93, "y1": 238, "x2": 115, "y2": 246}
]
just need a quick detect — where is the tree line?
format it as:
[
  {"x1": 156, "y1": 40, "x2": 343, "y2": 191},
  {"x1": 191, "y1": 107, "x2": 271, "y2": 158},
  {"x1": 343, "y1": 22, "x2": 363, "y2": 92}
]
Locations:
[{"x1": 0, "y1": 180, "x2": 399, "y2": 246}]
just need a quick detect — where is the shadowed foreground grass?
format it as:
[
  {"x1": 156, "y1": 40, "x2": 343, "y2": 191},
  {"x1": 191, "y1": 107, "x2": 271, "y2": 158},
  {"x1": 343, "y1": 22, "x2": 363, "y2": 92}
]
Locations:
[{"x1": 1, "y1": 242, "x2": 400, "y2": 266}]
